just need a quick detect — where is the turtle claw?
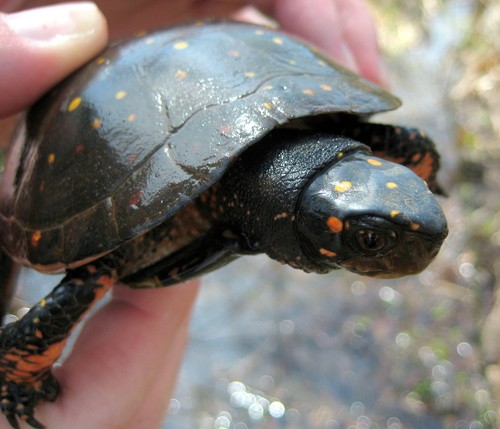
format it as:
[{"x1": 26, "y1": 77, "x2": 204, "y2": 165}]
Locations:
[{"x1": 0, "y1": 373, "x2": 60, "y2": 429}]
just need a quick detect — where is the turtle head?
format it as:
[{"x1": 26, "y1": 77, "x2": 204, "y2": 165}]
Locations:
[{"x1": 296, "y1": 151, "x2": 448, "y2": 278}]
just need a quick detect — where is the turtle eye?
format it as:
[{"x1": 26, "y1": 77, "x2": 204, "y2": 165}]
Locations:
[
  {"x1": 354, "y1": 230, "x2": 386, "y2": 252},
  {"x1": 345, "y1": 217, "x2": 400, "y2": 256}
]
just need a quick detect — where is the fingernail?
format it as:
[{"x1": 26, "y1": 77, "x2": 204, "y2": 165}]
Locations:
[
  {"x1": 340, "y1": 42, "x2": 360, "y2": 75},
  {"x1": 6, "y1": 2, "x2": 103, "y2": 43}
]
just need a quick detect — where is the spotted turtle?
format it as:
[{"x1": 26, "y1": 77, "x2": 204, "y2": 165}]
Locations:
[{"x1": 0, "y1": 21, "x2": 447, "y2": 428}]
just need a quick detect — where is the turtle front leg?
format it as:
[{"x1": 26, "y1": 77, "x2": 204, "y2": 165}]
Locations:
[{"x1": 0, "y1": 259, "x2": 117, "y2": 429}]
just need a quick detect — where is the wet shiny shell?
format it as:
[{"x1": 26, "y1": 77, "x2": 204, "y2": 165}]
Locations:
[{"x1": 0, "y1": 21, "x2": 400, "y2": 269}]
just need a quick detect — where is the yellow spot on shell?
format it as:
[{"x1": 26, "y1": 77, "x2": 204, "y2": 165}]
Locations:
[
  {"x1": 47, "y1": 153, "x2": 55, "y2": 164},
  {"x1": 264, "y1": 85, "x2": 273, "y2": 90},
  {"x1": 115, "y1": 91, "x2": 127, "y2": 100},
  {"x1": 320, "y1": 84, "x2": 332, "y2": 91},
  {"x1": 327, "y1": 216, "x2": 343, "y2": 233},
  {"x1": 368, "y1": 158, "x2": 382, "y2": 166},
  {"x1": 40, "y1": 299, "x2": 46, "y2": 308},
  {"x1": 302, "y1": 89, "x2": 315, "y2": 95},
  {"x1": 67, "y1": 97, "x2": 81, "y2": 112},
  {"x1": 31, "y1": 230, "x2": 42, "y2": 247},
  {"x1": 245, "y1": 71, "x2": 255, "y2": 78},
  {"x1": 337, "y1": 152, "x2": 344, "y2": 159},
  {"x1": 263, "y1": 102, "x2": 272, "y2": 110},
  {"x1": 386, "y1": 182, "x2": 398, "y2": 189},
  {"x1": 272, "y1": 37, "x2": 283, "y2": 45},
  {"x1": 175, "y1": 70, "x2": 188, "y2": 80},
  {"x1": 320, "y1": 248, "x2": 337, "y2": 257},
  {"x1": 411, "y1": 223, "x2": 421, "y2": 231},
  {"x1": 334, "y1": 181, "x2": 352, "y2": 192},
  {"x1": 173, "y1": 41, "x2": 189, "y2": 50},
  {"x1": 92, "y1": 118, "x2": 102, "y2": 129},
  {"x1": 390, "y1": 210, "x2": 400, "y2": 217},
  {"x1": 96, "y1": 57, "x2": 107, "y2": 65},
  {"x1": 128, "y1": 113, "x2": 137, "y2": 122}
]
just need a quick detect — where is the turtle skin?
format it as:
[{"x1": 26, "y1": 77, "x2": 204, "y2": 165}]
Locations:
[{"x1": 0, "y1": 21, "x2": 447, "y2": 428}]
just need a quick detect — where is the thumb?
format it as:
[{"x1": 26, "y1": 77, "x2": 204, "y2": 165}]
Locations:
[{"x1": 0, "y1": 2, "x2": 108, "y2": 118}]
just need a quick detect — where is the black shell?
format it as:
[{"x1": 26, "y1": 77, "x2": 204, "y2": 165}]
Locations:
[{"x1": 0, "y1": 21, "x2": 400, "y2": 269}]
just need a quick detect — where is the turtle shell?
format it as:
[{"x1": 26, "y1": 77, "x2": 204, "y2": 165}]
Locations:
[{"x1": 0, "y1": 21, "x2": 400, "y2": 270}]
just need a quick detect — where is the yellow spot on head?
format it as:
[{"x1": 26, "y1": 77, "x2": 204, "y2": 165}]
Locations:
[
  {"x1": 272, "y1": 37, "x2": 283, "y2": 45},
  {"x1": 68, "y1": 97, "x2": 81, "y2": 112},
  {"x1": 302, "y1": 89, "x2": 315, "y2": 96},
  {"x1": 367, "y1": 158, "x2": 382, "y2": 166},
  {"x1": 173, "y1": 41, "x2": 189, "y2": 50},
  {"x1": 386, "y1": 182, "x2": 398, "y2": 189},
  {"x1": 128, "y1": 113, "x2": 137, "y2": 122},
  {"x1": 327, "y1": 216, "x2": 344, "y2": 233},
  {"x1": 47, "y1": 153, "x2": 55, "y2": 164},
  {"x1": 31, "y1": 231, "x2": 42, "y2": 247},
  {"x1": 390, "y1": 210, "x2": 400, "y2": 218},
  {"x1": 92, "y1": 118, "x2": 102, "y2": 129},
  {"x1": 410, "y1": 223, "x2": 421, "y2": 231},
  {"x1": 320, "y1": 248, "x2": 337, "y2": 257},
  {"x1": 115, "y1": 90, "x2": 127, "y2": 100},
  {"x1": 334, "y1": 181, "x2": 352, "y2": 192},
  {"x1": 175, "y1": 70, "x2": 188, "y2": 80},
  {"x1": 263, "y1": 102, "x2": 272, "y2": 110},
  {"x1": 245, "y1": 71, "x2": 255, "y2": 78},
  {"x1": 320, "y1": 84, "x2": 332, "y2": 91}
]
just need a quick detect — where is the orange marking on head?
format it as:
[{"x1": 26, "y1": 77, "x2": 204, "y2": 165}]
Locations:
[
  {"x1": 47, "y1": 153, "x2": 55, "y2": 164},
  {"x1": 173, "y1": 41, "x2": 189, "y2": 50},
  {"x1": 129, "y1": 191, "x2": 143, "y2": 206},
  {"x1": 367, "y1": 158, "x2": 382, "y2": 166},
  {"x1": 410, "y1": 223, "x2": 421, "y2": 231},
  {"x1": 96, "y1": 56, "x2": 107, "y2": 65},
  {"x1": 175, "y1": 70, "x2": 188, "y2": 80},
  {"x1": 334, "y1": 181, "x2": 352, "y2": 192},
  {"x1": 115, "y1": 90, "x2": 127, "y2": 100},
  {"x1": 92, "y1": 118, "x2": 103, "y2": 129},
  {"x1": 390, "y1": 210, "x2": 400, "y2": 217},
  {"x1": 327, "y1": 216, "x2": 343, "y2": 233},
  {"x1": 31, "y1": 231, "x2": 42, "y2": 247},
  {"x1": 319, "y1": 248, "x2": 337, "y2": 257}
]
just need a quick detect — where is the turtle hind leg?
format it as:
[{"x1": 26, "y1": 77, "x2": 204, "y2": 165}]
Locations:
[{"x1": 0, "y1": 257, "x2": 118, "y2": 429}]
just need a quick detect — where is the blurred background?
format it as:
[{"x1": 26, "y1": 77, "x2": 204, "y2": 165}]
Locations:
[{"x1": 9, "y1": 0, "x2": 500, "y2": 428}]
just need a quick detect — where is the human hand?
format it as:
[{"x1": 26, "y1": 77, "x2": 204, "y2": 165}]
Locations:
[{"x1": 0, "y1": 1, "x2": 383, "y2": 428}]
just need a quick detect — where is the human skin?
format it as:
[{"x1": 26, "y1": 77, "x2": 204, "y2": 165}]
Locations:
[{"x1": 0, "y1": 1, "x2": 384, "y2": 427}]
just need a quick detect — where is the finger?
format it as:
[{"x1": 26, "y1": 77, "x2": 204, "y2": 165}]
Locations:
[
  {"x1": 335, "y1": 0, "x2": 388, "y2": 86},
  {"x1": 40, "y1": 281, "x2": 199, "y2": 429},
  {"x1": 0, "y1": 2, "x2": 108, "y2": 118},
  {"x1": 259, "y1": 0, "x2": 359, "y2": 73}
]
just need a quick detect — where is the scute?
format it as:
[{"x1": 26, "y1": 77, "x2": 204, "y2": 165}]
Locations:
[{"x1": 0, "y1": 21, "x2": 400, "y2": 268}]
